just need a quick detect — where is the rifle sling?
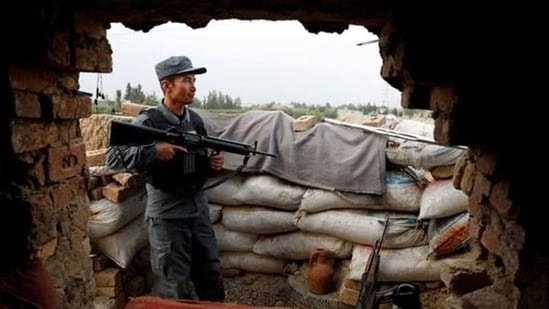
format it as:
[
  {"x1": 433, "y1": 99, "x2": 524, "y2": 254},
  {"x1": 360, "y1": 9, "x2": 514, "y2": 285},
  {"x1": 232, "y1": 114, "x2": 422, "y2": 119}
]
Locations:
[{"x1": 198, "y1": 154, "x2": 250, "y2": 192}]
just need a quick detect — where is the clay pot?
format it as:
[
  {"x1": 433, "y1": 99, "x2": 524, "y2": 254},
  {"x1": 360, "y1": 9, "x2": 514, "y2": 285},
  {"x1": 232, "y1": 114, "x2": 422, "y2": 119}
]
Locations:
[{"x1": 306, "y1": 248, "x2": 335, "y2": 294}]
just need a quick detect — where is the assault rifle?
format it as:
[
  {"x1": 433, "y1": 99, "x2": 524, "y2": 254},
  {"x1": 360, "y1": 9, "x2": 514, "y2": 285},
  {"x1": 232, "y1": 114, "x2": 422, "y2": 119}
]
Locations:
[
  {"x1": 355, "y1": 217, "x2": 421, "y2": 309},
  {"x1": 109, "y1": 120, "x2": 277, "y2": 160}
]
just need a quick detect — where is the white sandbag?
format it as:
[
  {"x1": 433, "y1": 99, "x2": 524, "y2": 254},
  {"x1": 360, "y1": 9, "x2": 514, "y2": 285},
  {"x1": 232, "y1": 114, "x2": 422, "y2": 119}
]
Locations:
[
  {"x1": 93, "y1": 214, "x2": 148, "y2": 269},
  {"x1": 386, "y1": 120, "x2": 466, "y2": 169},
  {"x1": 348, "y1": 244, "x2": 444, "y2": 282},
  {"x1": 390, "y1": 119, "x2": 434, "y2": 138},
  {"x1": 384, "y1": 170, "x2": 421, "y2": 212},
  {"x1": 418, "y1": 179, "x2": 468, "y2": 220},
  {"x1": 232, "y1": 174, "x2": 306, "y2": 210},
  {"x1": 299, "y1": 188, "x2": 382, "y2": 213},
  {"x1": 294, "y1": 209, "x2": 427, "y2": 248},
  {"x1": 88, "y1": 190, "x2": 146, "y2": 239},
  {"x1": 213, "y1": 224, "x2": 258, "y2": 252},
  {"x1": 222, "y1": 206, "x2": 298, "y2": 234},
  {"x1": 253, "y1": 231, "x2": 352, "y2": 260},
  {"x1": 386, "y1": 143, "x2": 466, "y2": 170},
  {"x1": 219, "y1": 252, "x2": 288, "y2": 274},
  {"x1": 204, "y1": 174, "x2": 245, "y2": 206},
  {"x1": 208, "y1": 203, "x2": 223, "y2": 224},
  {"x1": 428, "y1": 212, "x2": 470, "y2": 258}
]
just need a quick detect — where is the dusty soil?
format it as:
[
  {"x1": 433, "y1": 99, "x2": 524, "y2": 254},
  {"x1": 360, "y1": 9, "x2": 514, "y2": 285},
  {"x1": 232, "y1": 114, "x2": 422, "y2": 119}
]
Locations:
[
  {"x1": 224, "y1": 273, "x2": 291, "y2": 307},
  {"x1": 224, "y1": 273, "x2": 448, "y2": 309}
]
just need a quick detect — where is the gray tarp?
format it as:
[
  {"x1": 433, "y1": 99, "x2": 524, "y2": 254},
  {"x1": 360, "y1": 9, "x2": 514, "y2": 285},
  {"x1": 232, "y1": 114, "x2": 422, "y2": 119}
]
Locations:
[{"x1": 196, "y1": 109, "x2": 388, "y2": 199}]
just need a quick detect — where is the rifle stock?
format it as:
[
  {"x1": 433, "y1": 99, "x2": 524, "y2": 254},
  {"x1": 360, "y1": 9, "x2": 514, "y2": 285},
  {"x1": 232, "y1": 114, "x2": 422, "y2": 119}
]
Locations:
[
  {"x1": 109, "y1": 120, "x2": 277, "y2": 158},
  {"x1": 355, "y1": 216, "x2": 421, "y2": 309},
  {"x1": 356, "y1": 218, "x2": 390, "y2": 309}
]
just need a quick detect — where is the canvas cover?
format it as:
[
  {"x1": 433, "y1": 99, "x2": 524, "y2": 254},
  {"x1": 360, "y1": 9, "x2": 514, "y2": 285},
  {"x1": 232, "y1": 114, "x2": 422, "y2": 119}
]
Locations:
[{"x1": 196, "y1": 109, "x2": 387, "y2": 197}]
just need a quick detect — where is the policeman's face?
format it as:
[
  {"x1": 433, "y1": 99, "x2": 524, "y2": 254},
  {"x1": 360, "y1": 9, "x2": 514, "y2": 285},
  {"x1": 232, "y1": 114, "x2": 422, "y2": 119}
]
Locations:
[{"x1": 164, "y1": 74, "x2": 197, "y2": 104}]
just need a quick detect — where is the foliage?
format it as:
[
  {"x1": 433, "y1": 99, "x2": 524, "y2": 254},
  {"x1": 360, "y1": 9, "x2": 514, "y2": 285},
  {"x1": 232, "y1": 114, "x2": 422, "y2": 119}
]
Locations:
[
  {"x1": 123, "y1": 83, "x2": 160, "y2": 106},
  {"x1": 200, "y1": 90, "x2": 242, "y2": 110},
  {"x1": 111, "y1": 82, "x2": 430, "y2": 120},
  {"x1": 115, "y1": 90, "x2": 122, "y2": 110}
]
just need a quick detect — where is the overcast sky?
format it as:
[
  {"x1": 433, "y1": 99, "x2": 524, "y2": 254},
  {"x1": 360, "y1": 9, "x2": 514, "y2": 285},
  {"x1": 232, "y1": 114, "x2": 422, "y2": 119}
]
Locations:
[{"x1": 79, "y1": 20, "x2": 402, "y2": 108}]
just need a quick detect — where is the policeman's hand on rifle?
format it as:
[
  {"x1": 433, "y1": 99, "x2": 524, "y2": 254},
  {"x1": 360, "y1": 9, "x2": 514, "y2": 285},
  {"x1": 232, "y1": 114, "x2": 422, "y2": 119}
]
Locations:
[
  {"x1": 209, "y1": 152, "x2": 224, "y2": 171},
  {"x1": 155, "y1": 142, "x2": 187, "y2": 161}
]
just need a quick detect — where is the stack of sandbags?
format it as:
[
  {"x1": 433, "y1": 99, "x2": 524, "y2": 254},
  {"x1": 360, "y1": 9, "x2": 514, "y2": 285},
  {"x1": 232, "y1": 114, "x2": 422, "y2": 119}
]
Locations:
[
  {"x1": 380, "y1": 118, "x2": 471, "y2": 258},
  {"x1": 82, "y1": 111, "x2": 153, "y2": 308},
  {"x1": 207, "y1": 173, "x2": 305, "y2": 275},
  {"x1": 384, "y1": 119, "x2": 466, "y2": 170},
  {"x1": 89, "y1": 171, "x2": 148, "y2": 270},
  {"x1": 204, "y1": 172, "x2": 430, "y2": 278},
  {"x1": 88, "y1": 170, "x2": 149, "y2": 309},
  {"x1": 206, "y1": 169, "x2": 467, "y2": 307}
]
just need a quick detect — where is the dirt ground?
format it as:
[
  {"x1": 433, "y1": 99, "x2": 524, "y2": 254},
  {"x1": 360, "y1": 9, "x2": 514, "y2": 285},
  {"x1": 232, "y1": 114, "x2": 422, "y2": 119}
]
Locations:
[
  {"x1": 224, "y1": 273, "x2": 290, "y2": 307},
  {"x1": 224, "y1": 273, "x2": 448, "y2": 308}
]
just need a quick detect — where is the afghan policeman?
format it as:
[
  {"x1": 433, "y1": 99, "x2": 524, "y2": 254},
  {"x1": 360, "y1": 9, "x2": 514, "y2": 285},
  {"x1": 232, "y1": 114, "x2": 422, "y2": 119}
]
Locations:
[{"x1": 106, "y1": 55, "x2": 225, "y2": 301}]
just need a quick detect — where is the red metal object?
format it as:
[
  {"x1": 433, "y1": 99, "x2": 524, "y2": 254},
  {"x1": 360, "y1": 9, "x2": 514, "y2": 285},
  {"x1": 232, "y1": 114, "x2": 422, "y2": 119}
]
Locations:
[{"x1": 124, "y1": 296, "x2": 293, "y2": 309}]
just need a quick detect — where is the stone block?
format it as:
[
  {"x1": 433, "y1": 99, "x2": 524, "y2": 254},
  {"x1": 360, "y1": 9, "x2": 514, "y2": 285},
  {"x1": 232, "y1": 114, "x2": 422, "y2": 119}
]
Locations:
[
  {"x1": 292, "y1": 115, "x2": 317, "y2": 132},
  {"x1": 51, "y1": 95, "x2": 92, "y2": 119},
  {"x1": 121, "y1": 102, "x2": 150, "y2": 117},
  {"x1": 13, "y1": 90, "x2": 42, "y2": 118},
  {"x1": 430, "y1": 86, "x2": 457, "y2": 113},
  {"x1": 102, "y1": 183, "x2": 138, "y2": 203},
  {"x1": 9, "y1": 67, "x2": 57, "y2": 93},
  {"x1": 95, "y1": 286, "x2": 122, "y2": 298},
  {"x1": 489, "y1": 180, "x2": 514, "y2": 218},
  {"x1": 362, "y1": 115, "x2": 385, "y2": 127},
  {"x1": 112, "y1": 173, "x2": 144, "y2": 189},
  {"x1": 47, "y1": 142, "x2": 86, "y2": 182},
  {"x1": 11, "y1": 121, "x2": 58, "y2": 153},
  {"x1": 94, "y1": 267, "x2": 122, "y2": 287},
  {"x1": 440, "y1": 259, "x2": 490, "y2": 295},
  {"x1": 88, "y1": 186, "x2": 104, "y2": 201},
  {"x1": 87, "y1": 148, "x2": 107, "y2": 167}
]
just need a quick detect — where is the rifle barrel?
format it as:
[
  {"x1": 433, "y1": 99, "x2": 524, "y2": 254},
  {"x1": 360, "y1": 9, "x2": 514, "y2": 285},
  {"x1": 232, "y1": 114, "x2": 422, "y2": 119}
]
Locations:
[{"x1": 110, "y1": 120, "x2": 277, "y2": 158}]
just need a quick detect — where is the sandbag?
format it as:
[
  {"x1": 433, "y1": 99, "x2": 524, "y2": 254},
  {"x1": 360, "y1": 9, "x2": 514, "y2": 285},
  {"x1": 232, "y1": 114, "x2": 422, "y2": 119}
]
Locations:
[
  {"x1": 232, "y1": 174, "x2": 306, "y2": 210},
  {"x1": 88, "y1": 190, "x2": 146, "y2": 239},
  {"x1": 204, "y1": 174, "x2": 245, "y2": 206},
  {"x1": 428, "y1": 212, "x2": 471, "y2": 258},
  {"x1": 213, "y1": 224, "x2": 258, "y2": 252},
  {"x1": 348, "y1": 244, "x2": 443, "y2": 282},
  {"x1": 383, "y1": 170, "x2": 421, "y2": 212},
  {"x1": 93, "y1": 214, "x2": 148, "y2": 269},
  {"x1": 294, "y1": 209, "x2": 427, "y2": 248},
  {"x1": 298, "y1": 188, "x2": 384, "y2": 213},
  {"x1": 221, "y1": 206, "x2": 297, "y2": 234},
  {"x1": 219, "y1": 252, "x2": 288, "y2": 274},
  {"x1": 386, "y1": 119, "x2": 466, "y2": 169},
  {"x1": 418, "y1": 179, "x2": 468, "y2": 220},
  {"x1": 253, "y1": 231, "x2": 352, "y2": 260}
]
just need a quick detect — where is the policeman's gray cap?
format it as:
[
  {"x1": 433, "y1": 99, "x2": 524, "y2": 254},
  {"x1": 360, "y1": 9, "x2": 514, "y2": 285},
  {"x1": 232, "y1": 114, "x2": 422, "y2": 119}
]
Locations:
[{"x1": 155, "y1": 56, "x2": 207, "y2": 80}]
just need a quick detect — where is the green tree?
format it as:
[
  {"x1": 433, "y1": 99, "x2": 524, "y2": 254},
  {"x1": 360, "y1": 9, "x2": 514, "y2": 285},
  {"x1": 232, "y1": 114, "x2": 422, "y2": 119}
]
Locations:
[
  {"x1": 115, "y1": 90, "x2": 122, "y2": 111},
  {"x1": 123, "y1": 83, "x2": 146, "y2": 104},
  {"x1": 202, "y1": 90, "x2": 242, "y2": 110},
  {"x1": 143, "y1": 93, "x2": 160, "y2": 106}
]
